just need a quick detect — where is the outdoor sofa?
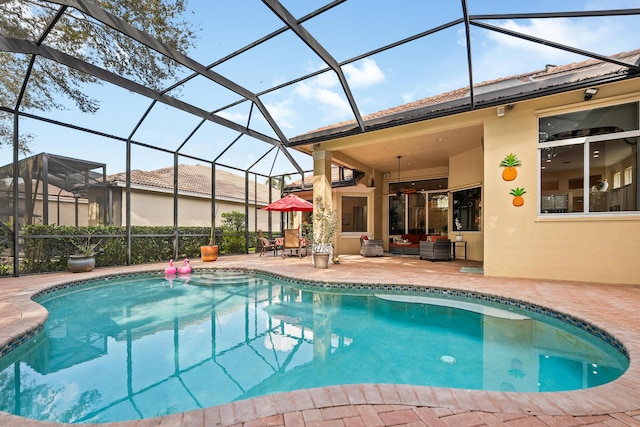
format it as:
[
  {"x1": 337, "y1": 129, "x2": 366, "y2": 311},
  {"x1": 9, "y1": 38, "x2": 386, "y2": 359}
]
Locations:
[{"x1": 419, "y1": 238, "x2": 452, "y2": 261}]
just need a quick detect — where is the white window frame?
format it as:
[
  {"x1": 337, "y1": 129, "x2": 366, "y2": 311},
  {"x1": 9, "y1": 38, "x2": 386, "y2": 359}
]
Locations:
[
  {"x1": 625, "y1": 166, "x2": 633, "y2": 186},
  {"x1": 537, "y1": 104, "x2": 640, "y2": 217}
]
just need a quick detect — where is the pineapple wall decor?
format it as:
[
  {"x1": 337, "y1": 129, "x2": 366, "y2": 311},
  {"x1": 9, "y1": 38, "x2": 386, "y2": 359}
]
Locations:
[
  {"x1": 510, "y1": 187, "x2": 526, "y2": 207},
  {"x1": 500, "y1": 153, "x2": 521, "y2": 181}
]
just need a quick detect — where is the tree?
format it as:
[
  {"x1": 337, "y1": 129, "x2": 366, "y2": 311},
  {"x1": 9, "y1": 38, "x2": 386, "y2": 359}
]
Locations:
[
  {"x1": 265, "y1": 174, "x2": 292, "y2": 190},
  {"x1": 0, "y1": 0, "x2": 196, "y2": 151}
]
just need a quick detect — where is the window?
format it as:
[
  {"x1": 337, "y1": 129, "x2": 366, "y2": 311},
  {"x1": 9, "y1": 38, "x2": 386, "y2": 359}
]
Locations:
[
  {"x1": 539, "y1": 102, "x2": 639, "y2": 214},
  {"x1": 613, "y1": 172, "x2": 621, "y2": 189},
  {"x1": 453, "y1": 187, "x2": 481, "y2": 231},
  {"x1": 625, "y1": 166, "x2": 633, "y2": 185},
  {"x1": 342, "y1": 196, "x2": 367, "y2": 233}
]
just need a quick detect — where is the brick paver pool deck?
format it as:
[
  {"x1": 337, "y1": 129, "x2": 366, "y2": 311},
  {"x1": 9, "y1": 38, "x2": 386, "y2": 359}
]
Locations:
[{"x1": 0, "y1": 254, "x2": 638, "y2": 426}]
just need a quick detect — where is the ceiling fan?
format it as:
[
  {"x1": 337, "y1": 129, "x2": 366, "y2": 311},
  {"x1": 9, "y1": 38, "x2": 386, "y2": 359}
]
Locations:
[{"x1": 385, "y1": 155, "x2": 417, "y2": 197}]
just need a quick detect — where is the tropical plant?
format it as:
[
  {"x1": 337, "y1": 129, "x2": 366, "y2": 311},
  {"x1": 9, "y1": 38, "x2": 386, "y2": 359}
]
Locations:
[
  {"x1": 509, "y1": 187, "x2": 526, "y2": 207},
  {"x1": 265, "y1": 175, "x2": 291, "y2": 190},
  {"x1": 304, "y1": 196, "x2": 338, "y2": 253},
  {"x1": 500, "y1": 153, "x2": 522, "y2": 181},
  {"x1": 71, "y1": 234, "x2": 103, "y2": 257}
]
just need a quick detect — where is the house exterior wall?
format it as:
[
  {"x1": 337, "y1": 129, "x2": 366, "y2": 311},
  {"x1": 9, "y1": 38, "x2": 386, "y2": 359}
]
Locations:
[
  {"x1": 20, "y1": 196, "x2": 88, "y2": 226},
  {"x1": 335, "y1": 184, "x2": 377, "y2": 255},
  {"x1": 483, "y1": 80, "x2": 640, "y2": 285},
  {"x1": 313, "y1": 78, "x2": 639, "y2": 285},
  {"x1": 449, "y1": 146, "x2": 484, "y2": 261},
  {"x1": 118, "y1": 187, "x2": 273, "y2": 230}
]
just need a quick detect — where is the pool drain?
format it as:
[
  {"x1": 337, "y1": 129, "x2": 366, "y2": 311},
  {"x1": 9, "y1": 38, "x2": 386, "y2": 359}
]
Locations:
[{"x1": 440, "y1": 355, "x2": 456, "y2": 364}]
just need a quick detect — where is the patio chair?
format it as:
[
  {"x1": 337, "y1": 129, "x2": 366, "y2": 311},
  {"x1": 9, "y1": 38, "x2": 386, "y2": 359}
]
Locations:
[
  {"x1": 258, "y1": 237, "x2": 277, "y2": 257},
  {"x1": 283, "y1": 228, "x2": 307, "y2": 258},
  {"x1": 360, "y1": 236, "x2": 384, "y2": 257},
  {"x1": 419, "y1": 239, "x2": 452, "y2": 261},
  {"x1": 257, "y1": 230, "x2": 277, "y2": 257}
]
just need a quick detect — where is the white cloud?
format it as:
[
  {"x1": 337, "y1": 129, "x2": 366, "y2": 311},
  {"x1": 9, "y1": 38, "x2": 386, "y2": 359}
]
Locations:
[
  {"x1": 294, "y1": 81, "x2": 352, "y2": 120},
  {"x1": 472, "y1": 16, "x2": 636, "y2": 82},
  {"x1": 343, "y1": 58, "x2": 386, "y2": 88},
  {"x1": 401, "y1": 92, "x2": 417, "y2": 103},
  {"x1": 216, "y1": 110, "x2": 248, "y2": 124},
  {"x1": 264, "y1": 99, "x2": 296, "y2": 130},
  {"x1": 278, "y1": 59, "x2": 386, "y2": 124},
  {"x1": 314, "y1": 70, "x2": 339, "y2": 88},
  {"x1": 491, "y1": 18, "x2": 604, "y2": 57}
]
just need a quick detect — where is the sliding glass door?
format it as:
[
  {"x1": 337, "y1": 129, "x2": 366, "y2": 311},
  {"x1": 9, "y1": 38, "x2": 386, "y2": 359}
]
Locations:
[
  {"x1": 388, "y1": 190, "x2": 448, "y2": 235},
  {"x1": 427, "y1": 192, "x2": 449, "y2": 235}
]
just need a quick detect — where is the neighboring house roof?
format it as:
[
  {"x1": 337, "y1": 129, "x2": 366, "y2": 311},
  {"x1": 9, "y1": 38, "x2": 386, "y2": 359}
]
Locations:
[
  {"x1": 16, "y1": 181, "x2": 76, "y2": 198},
  {"x1": 0, "y1": 153, "x2": 106, "y2": 197},
  {"x1": 284, "y1": 165, "x2": 365, "y2": 194},
  {"x1": 290, "y1": 49, "x2": 640, "y2": 144},
  {"x1": 108, "y1": 164, "x2": 273, "y2": 205}
]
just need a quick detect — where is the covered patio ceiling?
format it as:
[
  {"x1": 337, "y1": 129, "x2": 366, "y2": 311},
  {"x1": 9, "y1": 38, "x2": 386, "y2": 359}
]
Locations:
[{"x1": 1, "y1": 1, "x2": 639, "y2": 179}]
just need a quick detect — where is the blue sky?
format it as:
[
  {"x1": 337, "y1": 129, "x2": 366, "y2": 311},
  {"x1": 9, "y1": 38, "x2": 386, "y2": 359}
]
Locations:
[{"x1": 3, "y1": 0, "x2": 640, "y2": 178}]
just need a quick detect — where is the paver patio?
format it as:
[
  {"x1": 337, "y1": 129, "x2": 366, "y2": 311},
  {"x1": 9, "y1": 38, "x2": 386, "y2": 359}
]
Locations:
[{"x1": 0, "y1": 253, "x2": 638, "y2": 426}]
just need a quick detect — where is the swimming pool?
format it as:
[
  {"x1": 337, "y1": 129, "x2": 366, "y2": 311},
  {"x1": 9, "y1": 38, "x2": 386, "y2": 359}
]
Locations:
[{"x1": 0, "y1": 270, "x2": 629, "y2": 424}]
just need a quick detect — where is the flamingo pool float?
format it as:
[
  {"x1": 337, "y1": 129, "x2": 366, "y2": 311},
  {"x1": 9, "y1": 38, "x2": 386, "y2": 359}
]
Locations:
[
  {"x1": 165, "y1": 275, "x2": 175, "y2": 288},
  {"x1": 164, "y1": 259, "x2": 177, "y2": 275},
  {"x1": 178, "y1": 258, "x2": 192, "y2": 275}
]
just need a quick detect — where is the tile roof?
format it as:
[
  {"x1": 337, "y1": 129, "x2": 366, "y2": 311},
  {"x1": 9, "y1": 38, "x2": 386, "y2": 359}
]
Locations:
[
  {"x1": 108, "y1": 164, "x2": 273, "y2": 205},
  {"x1": 291, "y1": 49, "x2": 640, "y2": 143},
  {"x1": 284, "y1": 165, "x2": 363, "y2": 192}
]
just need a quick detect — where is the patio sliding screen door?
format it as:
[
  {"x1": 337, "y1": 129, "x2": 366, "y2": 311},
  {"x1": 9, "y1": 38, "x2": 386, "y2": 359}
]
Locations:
[
  {"x1": 389, "y1": 194, "x2": 405, "y2": 235},
  {"x1": 389, "y1": 192, "x2": 430, "y2": 235},
  {"x1": 388, "y1": 178, "x2": 448, "y2": 236},
  {"x1": 407, "y1": 192, "x2": 426, "y2": 234}
]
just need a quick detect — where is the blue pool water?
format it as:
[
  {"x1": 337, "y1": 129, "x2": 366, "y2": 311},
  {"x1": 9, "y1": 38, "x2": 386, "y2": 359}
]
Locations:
[{"x1": 0, "y1": 271, "x2": 629, "y2": 424}]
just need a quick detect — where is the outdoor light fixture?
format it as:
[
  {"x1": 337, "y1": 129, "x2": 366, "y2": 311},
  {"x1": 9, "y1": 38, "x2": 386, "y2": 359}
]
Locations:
[
  {"x1": 584, "y1": 88, "x2": 599, "y2": 101},
  {"x1": 496, "y1": 104, "x2": 514, "y2": 117}
]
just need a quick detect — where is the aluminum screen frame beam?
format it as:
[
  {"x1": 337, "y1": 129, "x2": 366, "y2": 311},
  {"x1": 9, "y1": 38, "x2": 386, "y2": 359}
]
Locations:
[
  {"x1": 0, "y1": 37, "x2": 304, "y2": 160},
  {"x1": 46, "y1": 0, "x2": 304, "y2": 174},
  {"x1": 262, "y1": 0, "x2": 366, "y2": 133}
]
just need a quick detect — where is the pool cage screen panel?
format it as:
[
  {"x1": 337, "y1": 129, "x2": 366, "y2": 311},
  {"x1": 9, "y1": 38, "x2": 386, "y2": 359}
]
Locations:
[{"x1": 0, "y1": 153, "x2": 108, "y2": 228}]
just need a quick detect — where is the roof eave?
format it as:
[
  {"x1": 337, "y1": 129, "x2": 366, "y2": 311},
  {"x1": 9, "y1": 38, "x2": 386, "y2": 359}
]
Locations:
[{"x1": 288, "y1": 70, "x2": 638, "y2": 147}]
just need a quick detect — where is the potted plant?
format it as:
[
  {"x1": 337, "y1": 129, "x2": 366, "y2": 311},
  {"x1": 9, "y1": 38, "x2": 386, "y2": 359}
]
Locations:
[
  {"x1": 303, "y1": 196, "x2": 338, "y2": 269},
  {"x1": 200, "y1": 225, "x2": 219, "y2": 262},
  {"x1": 68, "y1": 234, "x2": 102, "y2": 273},
  {"x1": 200, "y1": 208, "x2": 219, "y2": 262},
  {"x1": 454, "y1": 217, "x2": 463, "y2": 241}
]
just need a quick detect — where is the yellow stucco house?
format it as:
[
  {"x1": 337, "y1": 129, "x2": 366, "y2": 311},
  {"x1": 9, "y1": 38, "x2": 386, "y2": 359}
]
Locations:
[
  {"x1": 290, "y1": 50, "x2": 640, "y2": 285},
  {"x1": 107, "y1": 164, "x2": 274, "y2": 229},
  {"x1": 0, "y1": 158, "x2": 275, "y2": 231}
]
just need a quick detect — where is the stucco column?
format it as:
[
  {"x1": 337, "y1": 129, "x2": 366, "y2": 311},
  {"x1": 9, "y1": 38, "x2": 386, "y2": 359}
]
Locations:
[
  {"x1": 312, "y1": 149, "x2": 333, "y2": 207},
  {"x1": 312, "y1": 149, "x2": 334, "y2": 252}
]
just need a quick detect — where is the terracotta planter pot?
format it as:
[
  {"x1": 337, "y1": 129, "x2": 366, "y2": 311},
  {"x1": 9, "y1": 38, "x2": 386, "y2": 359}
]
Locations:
[
  {"x1": 200, "y1": 245, "x2": 218, "y2": 262},
  {"x1": 68, "y1": 255, "x2": 96, "y2": 273}
]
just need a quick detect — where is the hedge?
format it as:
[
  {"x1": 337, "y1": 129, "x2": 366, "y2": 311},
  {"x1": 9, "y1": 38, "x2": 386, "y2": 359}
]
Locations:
[{"x1": 10, "y1": 225, "x2": 262, "y2": 275}]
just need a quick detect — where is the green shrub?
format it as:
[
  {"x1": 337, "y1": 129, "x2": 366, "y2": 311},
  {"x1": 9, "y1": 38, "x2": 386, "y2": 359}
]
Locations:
[
  {"x1": 17, "y1": 223, "x2": 258, "y2": 274},
  {"x1": 220, "y1": 211, "x2": 246, "y2": 254}
]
